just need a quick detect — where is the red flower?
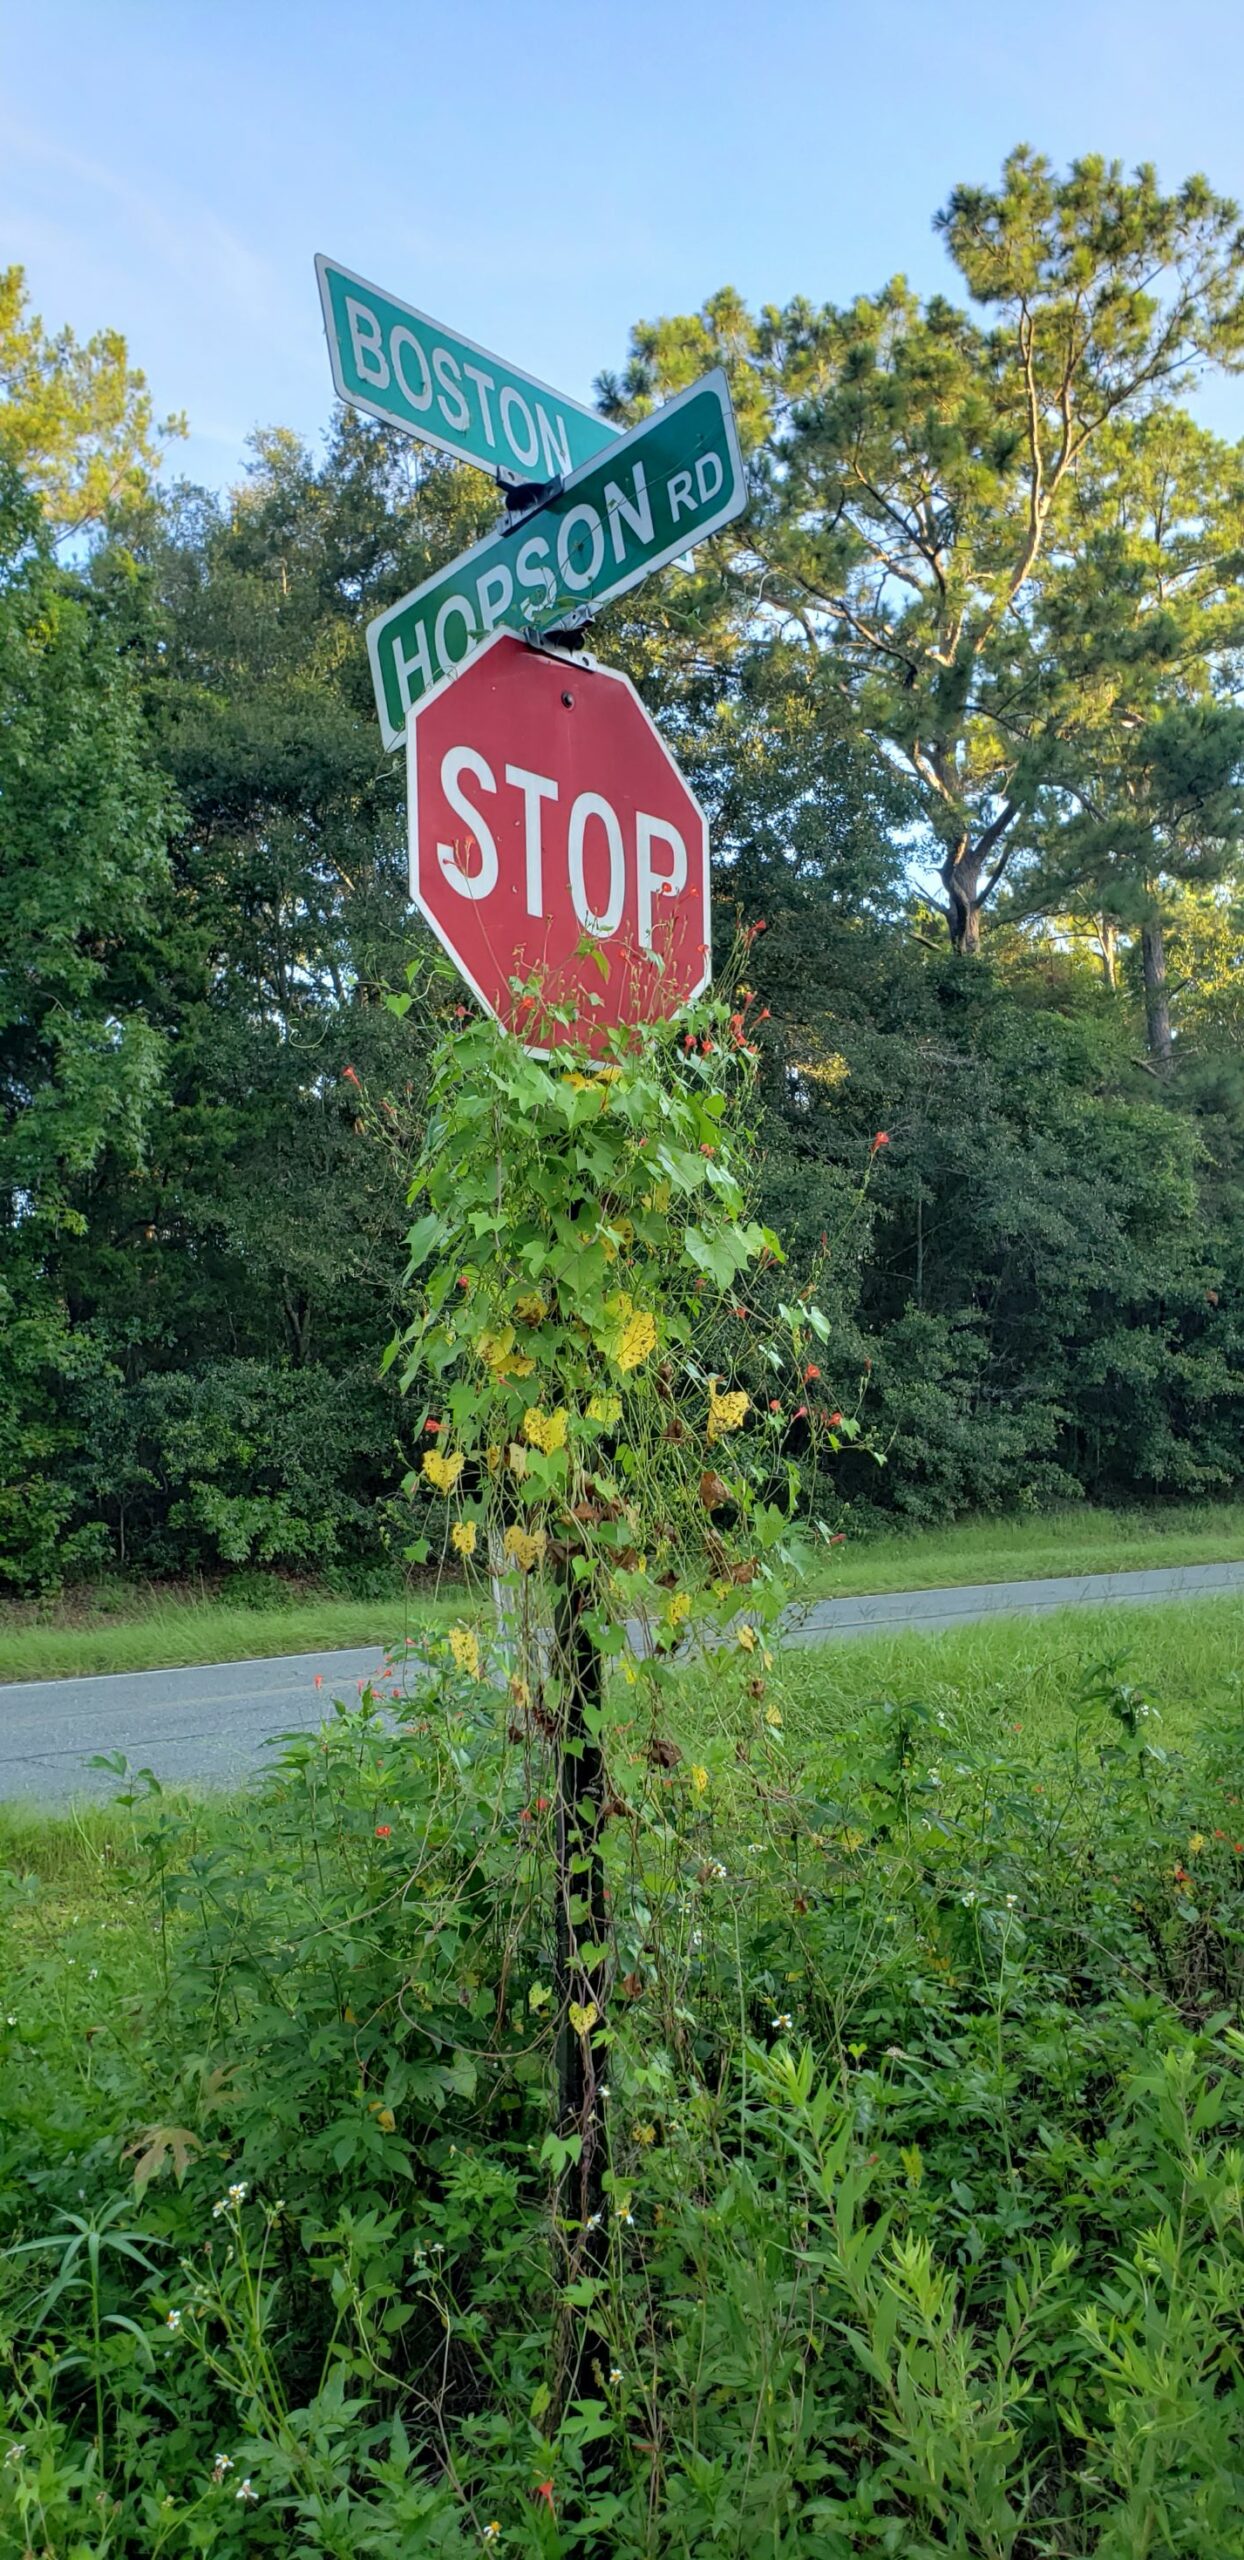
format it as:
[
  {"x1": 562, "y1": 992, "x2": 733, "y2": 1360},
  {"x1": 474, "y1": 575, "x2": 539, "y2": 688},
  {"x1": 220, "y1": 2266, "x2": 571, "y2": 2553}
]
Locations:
[
  {"x1": 793, "y1": 1404, "x2": 808, "y2": 1421},
  {"x1": 343, "y1": 1064, "x2": 361, "y2": 1088},
  {"x1": 375, "y1": 1825, "x2": 392, "y2": 1839},
  {"x1": 518, "y1": 993, "x2": 535, "y2": 1010},
  {"x1": 830, "y1": 1531, "x2": 846, "y2": 1544},
  {"x1": 424, "y1": 1418, "x2": 442, "y2": 1434},
  {"x1": 700, "y1": 1142, "x2": 716, "y2": 1157},
  {"x1": 683, "y1": 1032, "x2": 695, "y2": 1050},
  {"x1": 313, "y1": 1673, "x2": 323, "y2": 1689},
  {"x1": 828, "y1": 1410, "x2": 843, "y2": 1427},
  {"x1": 535, "y1": 2482, "x2": 555, "y2": 2512},
  {"x1": 519, "y1": 1807, "x2": 532, "y2": 1823},
  {"x1": 758, "y1": 1008, "x2": 770, "y2": 1021},
  {"x1": 536, "y1": 1794, "x2": 551, "y2": 1812},
  {"x1": 804, "y1": 1364, "x2": 820, "y2": 1382},
  {"x1": 734, "y1": 1304, "x2": 749, "y2": 1320},
  {"x1": 769, "y1": 1398, "x2": 781, "y2": 1412},
  {"x1": 871, "y1": 1131, "x2": 890, "y2": 1150},
  {"x1": 457, "y1": 1272, "x2": 470, "y2": 1288}
]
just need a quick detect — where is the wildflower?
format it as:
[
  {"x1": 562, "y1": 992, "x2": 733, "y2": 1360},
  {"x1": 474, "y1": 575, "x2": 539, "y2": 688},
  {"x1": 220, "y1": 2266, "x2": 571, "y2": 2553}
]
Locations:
[
  {"x1": 503, "y1": 1523, "x2": 546, "y2": 1572},
  {"x1": 535, "y1": 2482, "x2": 556, "y2": 2511},
  {"x1": 772, "y1": 2013, "x2": 793, "y2": 2033},
  {"x1": 375, "y1": 1824, "x2": 392, "y2": 1838},
  {"x1": 586, "y1": 2210, "x2": 603, "y2": 2229},
  {"x1": 211, "y1": 2454, "x2": 234, "y2": 2483},
  {"x1": 451, "y1": 1520, "x2": 477, "y2": 1557},
  {"x1": 166, "y1": 2308, "x2": 182, "y2": 2332},
  {"x1": 666, "y1": 1591, "x2": 692, "y2": 1626},
  {"x1": 690, "y1": 1764, "x2": 709, "y2": 1796},
  {"x1": 422, "y1": 1448, "x2": 465, "y2": 1492},
  {"x1": 961, "y1": 1889, "x2": 978, "y2": 1909},
  {"x1": 376, "y1": 2107, "x2": 396, "y2": 2132},
  {"x1": 736, "y1": 1623, "x2": 757, "y2": 1654},
  {"x1": 448, "y1": 1625, "x2": 482, "y2": 1680},
  {"x1": 804, "y1": 1364, "x2": 821, "y2": 1382},
  {"x1": 840, "y1": 1828, "x2": 866, "y2": 1853},
  {"x1": 523, "y1": 1405, "x2": 568, "y2": 1454},
  {"x1": 236, "y1": 2478, "x2": 259, "y2": 2504},
  {"x1": 343, "y1": 1064, "x2": 361, "y2": 1087},
  {"x1": 609, "y1": 2364, "x2": 624, "y2": 2384},
  {"x1": 616, "y1": 2204, "x2": 634, "y2": 2225},
  {"x1": 424, "y1": 1416, "x2": 442, "y2": 1433},
  {"x1": 769, "y1": 1397, "x2": 781, "y2": 1412},
  {"x1": 3, "y1": 2445, "x2": 23, "y2": 2468},
  {"x1": 707, "y1": 1384, "x2": 749, "y2": 1443},
  {"x1": 634, "y1": 2124, "x2": 656, "y2": 2146},
  {"x1": 871, "y1": 1131, "x2": 890, "y2": 1150},
  {"x1": 227, "y1": 2182, "x2": 248, "y2": 2206},
  {"x1": 700, "y1": 1142, "x2": 716, "y2": 1157},
  {"x1": 1004, "y1": 1894, "x2": 1018, "y2": 1910},
  {"x1": 313, "y1": 1673, "x2": 323, "y2": 1689},
  {"x1": 587, "y1": 1390, "x2": 622, "y2": 1425},
  {"x1": 1188, "y1": 1832, "x2": 1206, "y2": 1855},
  {"x1": 482, "y1": 2528, "x2": 502, "y2": 2546}
]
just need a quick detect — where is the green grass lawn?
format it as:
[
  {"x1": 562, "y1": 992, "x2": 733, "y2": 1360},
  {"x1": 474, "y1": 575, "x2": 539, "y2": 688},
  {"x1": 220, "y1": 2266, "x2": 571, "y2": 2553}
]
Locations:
[
  {"x1": 801, "y1": 1497, "x2": 1244, "y2": 1599},
  {"x1": 2, "y1": 1499, "x2": 1242, "y2": 1683},
  {"x1": 0, "y1": 1582, "x2": 460, "y2": 1685}
]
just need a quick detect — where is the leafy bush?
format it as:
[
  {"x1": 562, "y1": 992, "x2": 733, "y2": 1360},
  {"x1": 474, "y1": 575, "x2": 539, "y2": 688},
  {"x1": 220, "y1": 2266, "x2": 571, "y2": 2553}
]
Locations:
[{"x1": 4, "y1": 1628, "x2": 1244, "y2": 2553}]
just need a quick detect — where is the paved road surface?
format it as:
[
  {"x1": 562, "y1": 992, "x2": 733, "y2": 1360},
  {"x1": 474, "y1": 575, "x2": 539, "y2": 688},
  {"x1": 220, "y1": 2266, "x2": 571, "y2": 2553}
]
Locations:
[{"x1": 2, "y1": 1560, "x2": 1242, "y2": 1804}]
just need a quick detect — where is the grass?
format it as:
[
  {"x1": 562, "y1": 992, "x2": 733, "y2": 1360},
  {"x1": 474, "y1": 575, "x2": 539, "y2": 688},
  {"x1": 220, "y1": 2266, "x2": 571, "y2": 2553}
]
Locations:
[
  {"x1": 802, "y1": 1497, "x2": 1244, "y2": 1599},
  {"x1": 2, "y1": 1499, "x2": 1242, "y2": 1683},
  {"x1": 770, "y1": 1590, "x2": 1244, "y2": 1757},
  {"x1": 0, "y1": 1583, "x2": 459, "y2": 1685}
]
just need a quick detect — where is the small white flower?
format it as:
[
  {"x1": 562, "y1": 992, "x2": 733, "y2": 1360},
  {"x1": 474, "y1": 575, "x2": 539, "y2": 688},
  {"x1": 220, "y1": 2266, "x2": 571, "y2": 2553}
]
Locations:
[
  {"x1": 88, "y1": 1967, "x2": 98, "y2": 1981},
  {"x1": 961, "y1": 1889, "x2": 978, "y2": 1908},
  {"x1": 707, "y1": 1860, "x2": 728, "y2": 1881},
  {"x1": 4, "y1": 2444, "x2": 23, "y2": 2468},
  {"x1": 1005, "y1": 1894, "x2": 1018, "y2": 1910},
  {"x1": 927, "y1": 1769, "x2": 941, "y2": 1786},
  {"x1": 5, "y1": 2016, "x2": 15, "y2": 2028},
  {"x1": 599, "y1": 2084, "x2": 612, "y2": 2099},
  {"x1": 616, "y1": 2204, "x2": 634, "y2": 2225},
  {"x1": 211, "y1": 2199, "x2": 226, "y2": 2219},
  {"x1": 482, "y1": 2527, "x2": 501, "y2": 2545},
  {"x1": 586, "y1": 2211, "x2": 602, "y2": 2229},
  {"x1": 211, "y1": 2453, "x2": 233, "y2": 2483},
  {"x1": 771, "y1": 2012, "x2": 793, "y2": 2032},
  {"x1": 226, "y1": 2181, "x2": 248, "y2": 2206},
  {"x1": 609, "y1": 2364, "x2": 624, "y2": 2384},
  {"x1": 690, "y1": 1928, "x2": 703, "y2": 1949},
  {"x1": 166, "y1": 2309, "x2": 182, "y2": 2332},
  {"x1": 235, "y1": 2476, "x2": 259, "y2": 2504}
]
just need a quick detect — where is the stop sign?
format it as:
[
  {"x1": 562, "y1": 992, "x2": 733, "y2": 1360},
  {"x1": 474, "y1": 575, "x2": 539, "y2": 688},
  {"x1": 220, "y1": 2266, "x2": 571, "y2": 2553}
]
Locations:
[{"x1": 406, "y1": 631, "x2": 710, "y2": 1051}]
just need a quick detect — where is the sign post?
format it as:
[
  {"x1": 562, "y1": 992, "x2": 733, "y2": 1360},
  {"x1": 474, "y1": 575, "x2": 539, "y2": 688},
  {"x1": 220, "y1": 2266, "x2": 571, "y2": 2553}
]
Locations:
[{"x1": 367, "y1": 369, "x2": 745, "y2": 746}]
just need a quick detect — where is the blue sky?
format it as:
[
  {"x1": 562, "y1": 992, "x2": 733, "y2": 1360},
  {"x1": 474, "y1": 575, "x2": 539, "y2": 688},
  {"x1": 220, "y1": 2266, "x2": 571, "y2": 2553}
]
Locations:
[{"x1": 4, "y1": 0, "x2": 1244, "y2": 495}]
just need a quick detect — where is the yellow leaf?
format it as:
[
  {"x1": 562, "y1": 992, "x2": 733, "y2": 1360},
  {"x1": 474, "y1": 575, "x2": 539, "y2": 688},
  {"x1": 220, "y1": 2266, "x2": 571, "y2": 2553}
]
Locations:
[
  {"x1": 451, "y1": 1520, "x2": 477, "y2": 1557},
  {"x1": 568, "y1": 2000, "x2": 598, "y2": 2037}
]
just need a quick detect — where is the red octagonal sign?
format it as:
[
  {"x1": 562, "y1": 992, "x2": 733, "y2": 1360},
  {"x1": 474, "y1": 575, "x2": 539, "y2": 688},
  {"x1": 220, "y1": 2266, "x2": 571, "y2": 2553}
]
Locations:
[{"x1": 406, "y1": 631, "x2": 710, "y2": 1052}]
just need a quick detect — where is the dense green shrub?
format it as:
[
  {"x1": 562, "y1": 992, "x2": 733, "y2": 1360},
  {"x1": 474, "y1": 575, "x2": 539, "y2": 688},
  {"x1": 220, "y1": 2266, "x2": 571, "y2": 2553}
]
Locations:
[{"x1": 4, "y1": 1630, "x2": 1244, "y2": 2554}]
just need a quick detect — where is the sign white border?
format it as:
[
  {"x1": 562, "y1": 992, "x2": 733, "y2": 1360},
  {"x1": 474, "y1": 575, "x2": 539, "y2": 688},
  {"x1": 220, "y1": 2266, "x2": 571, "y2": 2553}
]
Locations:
[
  {"x1": 405, "y1": 628, "x2": 712, "y2": 1053},
  {"x1": 370, "y1": 368, "x2": 747, "y2": 750}
]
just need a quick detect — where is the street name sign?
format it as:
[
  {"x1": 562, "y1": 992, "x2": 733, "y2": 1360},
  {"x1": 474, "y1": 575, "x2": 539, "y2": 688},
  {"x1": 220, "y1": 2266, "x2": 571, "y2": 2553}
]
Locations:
[
  {"x1": 368, "y1": 369, "x2": 745, "y2": 749},
  {"x1": 316, "y1": 254, "x2": 619, "y2": 482},
  {"x1": 406, "y1": 631, "x2": 710, "y2": 1052}
]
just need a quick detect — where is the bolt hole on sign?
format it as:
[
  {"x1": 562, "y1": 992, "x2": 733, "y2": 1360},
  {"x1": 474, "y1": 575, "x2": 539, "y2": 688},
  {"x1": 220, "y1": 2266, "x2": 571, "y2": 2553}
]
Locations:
[{"x1": 407, "y1": 635, "x2": 710, "y2": 1055}]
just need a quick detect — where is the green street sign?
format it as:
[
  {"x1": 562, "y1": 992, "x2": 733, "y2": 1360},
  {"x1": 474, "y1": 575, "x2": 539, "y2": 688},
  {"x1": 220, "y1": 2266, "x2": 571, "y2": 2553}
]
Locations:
[
  {"x1": 365, "y1": 370, "x2": 746, "y2": 749},
  {"x1": 316, "y1": 254, "x2": 619, "y2": 483}
]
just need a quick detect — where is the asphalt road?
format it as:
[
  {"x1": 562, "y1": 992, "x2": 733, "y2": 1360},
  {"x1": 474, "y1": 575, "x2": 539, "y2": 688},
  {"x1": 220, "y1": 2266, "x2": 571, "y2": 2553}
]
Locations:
[{"x1": 2, "y1": 1560, "x2": 1242, "y2": 1804}]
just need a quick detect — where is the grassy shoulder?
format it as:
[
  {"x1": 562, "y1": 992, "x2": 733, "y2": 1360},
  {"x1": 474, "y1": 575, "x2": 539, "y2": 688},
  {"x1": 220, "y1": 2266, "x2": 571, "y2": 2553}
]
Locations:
[
  {"x1": 3, "y1": 1499, "x2": 1243, "y2": 1683},
  {"x1": 0, "y1": 1579, "x2": 460, "y2": 1685},
  {"x1": 801, "y1": 1497, "x2": 1244, "y2": 1600}
]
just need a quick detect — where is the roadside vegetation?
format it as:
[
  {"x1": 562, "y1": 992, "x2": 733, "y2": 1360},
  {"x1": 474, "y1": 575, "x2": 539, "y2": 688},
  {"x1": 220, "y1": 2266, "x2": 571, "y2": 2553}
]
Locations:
[
  {"x1": 4, "y1": 1503, "x2": 1243, "y2": 1683},
  {"x1": 4, "y1": 1600, "x2": 1244, "y2": 2554}
]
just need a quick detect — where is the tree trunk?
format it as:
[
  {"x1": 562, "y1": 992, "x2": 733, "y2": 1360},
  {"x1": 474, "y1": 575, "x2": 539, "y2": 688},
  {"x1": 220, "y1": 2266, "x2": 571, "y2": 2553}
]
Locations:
[
  {"x1": 941, "y1": 841, "x2": 982, "y2": 954},
  {"x1": 1097, "y1": 917, "x2": 1118, "y2": 990},
  {"x1": 1141, "y1": 915, "x2": 1174, "y2": 1074}
]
